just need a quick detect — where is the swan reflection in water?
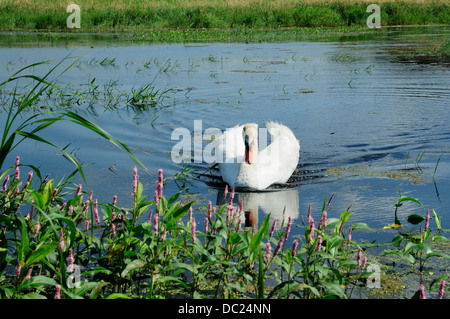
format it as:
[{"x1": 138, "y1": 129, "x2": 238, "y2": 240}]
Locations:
[{"x1": 215, "y1": 188, "x2": 299, "y2": 229}]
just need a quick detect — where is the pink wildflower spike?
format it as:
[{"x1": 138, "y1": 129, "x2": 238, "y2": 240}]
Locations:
[
  {"x1": 69, "y1": 205, "x2": 74, "y2": 217},
  {"x1": 269, "y1": 219, "x2": 277, "y2": 237},
  {"x1": 208, "y1": 201, "x2": 212, "y2": 216},
  {"x1": 362, "y1": 256, "x2": 367, "y2": 270},
  {"x1": 188, "y1": 206, "x2": 193, "y2": 221},
  {"x1": 133, "y1": 166, "x2": 138, "y2": 194},
  {"x1": 154, "y1": 189, "x2": 159, "y2": 205},
  {"x1": 315, "y1": 235, "x2": 322, "y2": 252},
  {"x1": 223, "y1": 184, "x2": 228, "y2": 200},
  {"x1": 93, "y1": 199, "x2": 100, "y2": 224},
  {"x1": 229, "y1": 187, "x2": 235, "y2": 205},
  {"x1": 236, "y1": 217, "x2": 242, "y2": 232},
  {"x1": 327, "y1": 193, "x2": 335, "y2": 206},
  {"x1": 15, "y1": 156, "x2": 20, "y2": 180},
  {"x1": 51, "y1": 188, "x2": 58, "y2": 201},
  {"x1": 59, "y1": 229, "x2": 65, "y2": 251},
  {"x1": 424, "y1": 210, "x2": 430, "y2": 231},
  {"x1": 319, "y1": 211, "x2": 327, "y2": 229},
  {"x1": 307, "y1": 204, "x2": 312, "y2": 224},
  {"x1": 153, "y1": 212, "x2": 159, "y2": 233},
  {"x1": 309, "y1": 217, "x2": 315, "y2": 242},
  {"x1": 16, "y1": 262, "x2": 21, "y2": 279},
  {"x1": 112, "y1": 195, "x2": 117, "y2": 206},
  {"x1": 438, "y1": 280, "x2": 445, "y2": 299},
  {"x1": 88, "y1": 190, "x2": 93, "y2": 202},
  {"x1": 419, "y1": 284, "x2": 426, "y2": 299},
  {"x1": 33, "y1": 221, "x2": 40, "y2": 238},
  {"x1": 161, "y1": 226, "x2": 167, "y2": 241},
  {"x1": 205, "y1": 216, "x2": 209, "y2": 233},
  {"x1": 292, "y1": 240, "x2": 299, "y2": 259},
  {"x1": 75, "y1": 184, "x2": 82, "y2": 198},
  {"x1": 157, "y1": 169, "x2": 163, "y2": 198},
  {"x1": 22, "y1": 171, "x2": 33, "y2": 191},
  {"x1": 148, "y1": 209, "x2": 153, "y2": 223},
  {"x1": 85, "y1": 219, "x2": 90, "y2": 232},
  {"x1": 25, "y1": 268, "x2": 32, "y2": 281},
  {"x1": 54, "y1": 285, "x2": 61, "y2": 299},
  {"x1": 357, "y1": 246, "x2": 362, "y2": 268},
  {"x1": 2, "y1": 175, "x2": 9, "y2": 192},
  {"x1": 59, "y1": 202, "x2": 67, "y2": 211},
  {"x1": 274, "y1": 237, "x2": 284, "y2": 257},
  {"x1": 191, "y1": 217, "x2": 196, "y2": 244},
  {"x1": 265, "y1": 242, "x2": 271, "y2": 264},
  {"x1": 347, "y1": 227, "x2": 352, "y2": 244},
  {"x1": 68, "y1": 249, "x2": 74, "y2": 273},
  {"x1": 285, "y1": 216, "x2": 292, "y2": 241}
]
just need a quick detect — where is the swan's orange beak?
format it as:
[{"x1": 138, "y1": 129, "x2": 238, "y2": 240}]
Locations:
[{"x1": 245, "y1": 141, "x2": 254, "y2": 164}]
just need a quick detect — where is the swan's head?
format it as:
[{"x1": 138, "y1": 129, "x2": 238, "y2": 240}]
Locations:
[{"x1": 243, "y1": 123, "x2": 258, "y2": 164}]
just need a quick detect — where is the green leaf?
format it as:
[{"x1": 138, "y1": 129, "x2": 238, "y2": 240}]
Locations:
[
  {"x1": 426, "y1": 252, "x2": 450, "y2": 260},
  {"x1": 406, "y1": 214, "x2": 425, "y2": 224},
  {"x1": 249, "y1": 214, "x2": 270, "y2": 258},
  {"x1": 25, "y1": 242, "x2": 58, "y2": 266},
  {"x1": 121, "y1": 259, "x2": 146, "y2": 278},
  {"x1": 17, "y1": 218, "x2": 30, "y2": 266},
  {"x1": 20, "y1": 276, "x2": 58, "y2": 289},
  {"x1": 398, "y1": 196, "x2": 424, "y2": 208},
  {"x1": 106, "y1": 293, "x2": 131, "y2": 299},
  {"x1": 349, "y1": 223, "x2": 373, "y2": 231}
]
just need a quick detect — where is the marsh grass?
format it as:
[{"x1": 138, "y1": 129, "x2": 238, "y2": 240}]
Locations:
[{"x1": 0, "y1": 0, "x2": 448, "y2": 33}]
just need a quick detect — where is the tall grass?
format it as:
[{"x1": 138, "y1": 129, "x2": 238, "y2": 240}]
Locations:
[{"x1": 0, "y1": 0, "x2": 448, "y2": 31}]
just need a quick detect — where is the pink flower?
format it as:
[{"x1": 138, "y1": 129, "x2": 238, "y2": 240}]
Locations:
[
  {"x1": 205, "y1": 216, "x2": 209, "y2": 233},
  {"x1": 327, "y1": 193, "x2": 335, "y2": 206},
  {"x1": 223, "y1": 185, "x2": 228, "y2": 200},
  {"x1": 148, "y1": 209, "x2": 153, "y2": 223},
  {"x1": 229, "y1": 187, "x2": 235, "y2": 205},
  {"x1": 309, "y1": 218, "x2": 315, "y2": 242},
  {"x1": 189, "y1": 206, "x2": 193, "y2": 221},
  {"x1": 362, "y1": 256, "x2": 367, "y2": 270},
  {"x1": 59, "y1": 229, "x2": 65, "y2": 251},
  {"x1": 269, "y1": 219, "x2": 277, "y2": 237},
  {"x1": 319, "y1": 211, "x2": 327, "y2": 229},
  {"x1": 93, "y1": 199, "x2": 100, "y2": 224},
  {"x1": 285, "y1": 216, "x2": 292, "y2": 241},
  {"x1": 274, "y1": 236, "x2": 284, "y2": 257},
  {"x1": 347, "y1": 227, "x2": 352, "y2": 244},
  {"x1": 51, "y1": 188, "x2": 58, "y2": 201},
  {"x1": 154, "y1": 189, "x2": 159, "y2": 205},
  {"x1": 438, "y1": 280, "x2": 445, "y2": 299},
  {"x1": 68, "y1": 248, "x2": 74, "y2": 273},
  {"x1": 292, "y1": 240, "x2": 299, "y2": 259},
  {"x1": 16, "y1": 262, "x2": 21, "y2": 278},
  {"x1": 75, "y1": 184, "x2": 82, "y2": 198},
  {"x1": 424, "y1": 210, "x2": 430, "y2": 231},
  {"x1": 15, "y1": 156, "x2": 20, "y2": 180},
  {"x1": 307, "y1": 204, "x2": 312, "y2": 224},
  {"x1": 54, "y1": 285, "x2": 61, "y2": 299},
  {"x1": 84, "y1": 219, "x2": 90, "y2": 232},
  {"x1": 153, "y1": 212, "x2": 159, "y2": 233},
  {"x1": 2, "y1": 175, "x2": 9, "y2": 192},
  {"x1": 420, "y1": 284, "x2": 426, "y2": 299},
  {"x1": 69, "y1": 205, "x2": 74, "y2": 217},
  {"x1": 157, "y1": 169, "x2": 163, "y2": 198},
  {"x1": 191, "y1": 217, "x2": 196, "y2": 244},
  {"x1": 133, "y1": 166, "x2": 138, "y2": 194},
  {"x1": 357, "y1": 246, "x2": 362, "y2": 268},
  {"x1": 112, "y1": 195, "x2": 117, "y2": 206},
  {"x1": 315, "y1": 235, "x2": 322, "y2": 252},
  {"x1": 265, "y1": 242, "x2": 271, "y2": 264},
  {"x1": 161, "y1": 226, "x2": 167, "y2": 241},
  {"x1": 33, "y1": 221, "x2": 40, "y2": 238},
  {"x1": 22, "y1": 171, "x2": 33, "y2": 191},
  {"x1": 25, "y1": 268, "x2": 32, "y2": 281}
]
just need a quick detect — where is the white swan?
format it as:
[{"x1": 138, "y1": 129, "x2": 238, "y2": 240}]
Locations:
[{"x1": 215, "y1": 122, "x2": 300, "y2": 190}]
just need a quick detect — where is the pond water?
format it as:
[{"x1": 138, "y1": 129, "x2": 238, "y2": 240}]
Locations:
[{"x1": 1, "y1": 27, "x2": 449, "y2": 250}]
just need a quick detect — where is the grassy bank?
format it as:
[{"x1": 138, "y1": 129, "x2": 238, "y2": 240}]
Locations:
[{"x1": 0, "y1": 0, "x2": 448, "y2": 35}]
